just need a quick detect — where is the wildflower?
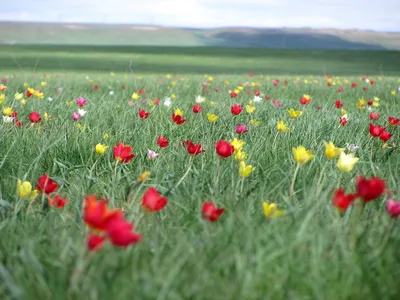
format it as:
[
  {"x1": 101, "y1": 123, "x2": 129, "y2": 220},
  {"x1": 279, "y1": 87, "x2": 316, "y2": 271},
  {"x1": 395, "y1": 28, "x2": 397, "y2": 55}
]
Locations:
[
  {"x1": 193, "y1": 105, "x2": 202, "y2": 113},
  {"x1": 163, "y1": 97, "x2": 172, "y2": 107},
  {"x1": 288, "y1": 108, "x2": 302, "y2": 119},
  {"x1": 157, "y1": 136, "x2": 169, "y2": 148},
  {"x1": 369, "y1": 123, "x2": 386, "y2": 137},
  {"x1": 253, "y1": 96, "x2": 262, "y2": 103},
  {"x1": 207, "y1": 113, "x2": 218, "y2": 122},
  {"x1": 76, "y1": 97, "x2": 87, "y2": 107},
  {"x1": 138, "y1": 109, "x2": 150, "y2": 119},
  {"x1": 72, "y1": 112, "x2": 81, "y2": 121},
  {"x1": 172, "y1": 113, "x2": 186, "y2": 125},
  {"x1": 83, "y1": 194, "x2": 122, "y2": 231},
  {"x1": 215, "y1": 140, "x2": 235, "y2": 158},
  {"x1": 182, "y1": 140, "x2": 205, "y2": 156},
  {"x1": 231, "y1": 104, "x2": 243, "y2": 115},
  {"x1": 325, "y1": 141, "x2": 344, "y2": 159},
  {"x1": 299, "y1": 94, "x2": 311, "y2": 105},
  {"x1": 391, "y1": 90, "x2": 396, "y2": 96},
  {"x1": 332, "y1": 189, "x2": 358, "y2": 212},
  {"x1": 388, "y1": 117, "x2": 399, "y2": 126},
  {"x1": 337, "y1": 152, "x2": 359, "y2": 172},
  {"x1": 87, "y1": 233, "x2": 107, "y2": 251},
  {"x1": 142, "y1": 187, "x2": 168, "y2": 212},
  {"x1": 14, "y1": 92, "x2": 23, "y2": 101},
  {"x1": 276, "y1": 120, "x2": 290, "y2": 132},
  {"x1": 386, "y1": 199, "x2": 400, "y2": 218},
  {"x1": 339, "y1": 115, "x2": 348, "y2": 126},
  {"x1": 95, "y1": 144, "x2": 108, "y2": 155},
  {"x1": 29, "y1": 111, "x2": 41, "y2": 123},
  {"x1": 263, "y1": 202, "x2": 286, "y2": 219},
  {"x1": 335, "y1": 100, "x2": 343, "y2": 108},
  {"x1": 236, "y1": 124, "x2": 248, "y2": 134},
  {"x1": 195, "y1": 95, "x2": 205, "y2": 103},
  {"x1": 356, "y1": 98, "x2": 366, "y2": 109},
  {"x1": 239, "y1": 161, "x2": 255, "y2": 177},
  {"x1": 292, "y1": 146, "x2": 314, "y2": 164},
  {"x1": 137, "y1": 171, "x2": 151, "y2": 182},
  {"x1": 103, "y1": 133, "x2": 110, "y2": 140},
  {"x1": 131, "y1": 92, "x2": 139, "y2": 100},
  {"x1": 380, "y1": 131, "x2": 392, "y2": 142},
  {"x1": 230, "y1": 138, "x2": 245, "y2": 152},
  {"x1": 113, "y1": 143, "x2": 135, "y2": 163},
  {"x1": 250, "y1": 119, "x2": 260, "y2": 127},
  {"x1": 356, "y1": 176, "x2": 386, "y2": 202},
  {"x1": 17, "y1": 179, "x2": 38, "y2": 200},
  {"x1": 202, "y1": 202, "x2": 225, "y2": 222},
  {"x1": 48, "y1": 195, "x2": 67, "y2": 208},
  {"x1": 369, "y1": 112, "x2": 380, "y2": 120},
  {"x1": 2, "y1": 107, "x2": 13, "y2": 117},
  {"x1": 245, "y1": 105, "x2": 256, "y2": 113},
  {"x1": 345, "y1": 143, "x2": 360, "y2": 153},
  {"x1": 37, "y1": 174, "x2": 58, "y2": 194}
]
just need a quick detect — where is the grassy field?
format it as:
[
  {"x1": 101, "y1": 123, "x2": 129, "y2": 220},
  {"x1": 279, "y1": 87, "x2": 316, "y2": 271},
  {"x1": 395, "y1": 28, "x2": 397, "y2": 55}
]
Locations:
[
  {"x1": 1, "y1": 46, "x2": 400, "y2": 299},
  {"x1": 1, "y1": 45, "x2": 400, "y2": 75}
]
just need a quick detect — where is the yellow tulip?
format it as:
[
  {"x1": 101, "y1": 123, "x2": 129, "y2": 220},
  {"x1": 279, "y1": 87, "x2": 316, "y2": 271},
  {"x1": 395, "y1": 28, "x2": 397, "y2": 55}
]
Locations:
[
  {"x1": 207, "y1": 113, "x2": 218, "y2": 122},
  {"x1": 337, "y1": 152, "x2": 359, "y2": 172},
  {"x1": 250, "y1": 119, "x2": 260, "y2": 127},
  {"x1": 174, "y1": 108, "x2": 183, "y2": 117},
  {"x1": 131, "y1": 92, "x2": 139, "y2": 100},
  {"x1": 2, "y1": 107, "x2": 13, "y2": 116},
  {"x1": 234, "y1": 150, "x2": 248, "y2": 161},
  {"x1": 239, "y1": 161, "x2": 255, "y2": 177},
  {"x1": 263, "y1": 202, "x2": 286, "y2": 219},
  {"x1": 231, "y1": 138, "x2": 245, "y2": 152},
  {"x1": 245, "y1": 105, "x2": 256, "y2": 113},
  {"x1": 17, "y1": 179, "x2": 38, "y2": 200},
  {"x1": 325, "y1": 142, "x2": 344, "y2": 159},
  {"x1": 95, "y1": 144, "x2": 108, "y2": 155},
  {"x1": 41, "y1": 81, "x2": 47, "y2": 87},
  {"x1": 137, "y1": 171, "x2": 151, "y2": 182},
  {"x1": 288, "y1": 108, "x2": 303, "y2": 119},
  {"x1": 292, "y1": 146, "x2": 314, "y2": 164},
  {"x1": 276, "y1": 120, "x2": 290, "y2": 132}
]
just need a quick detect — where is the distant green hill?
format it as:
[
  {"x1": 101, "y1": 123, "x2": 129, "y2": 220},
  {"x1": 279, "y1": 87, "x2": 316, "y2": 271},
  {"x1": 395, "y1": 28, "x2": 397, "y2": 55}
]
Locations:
[{"x1": 1, "y1": 22, "x2": 400, "y2": 50}]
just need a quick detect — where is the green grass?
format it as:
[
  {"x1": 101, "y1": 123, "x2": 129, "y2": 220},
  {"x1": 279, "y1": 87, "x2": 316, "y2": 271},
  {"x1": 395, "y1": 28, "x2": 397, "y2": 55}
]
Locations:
[
  {"x1": 0, "y1": 53, "x2": 400, "y2": 299},
  {"x1": 1, "y1": 45, "x2": 400, "y2": 75}
]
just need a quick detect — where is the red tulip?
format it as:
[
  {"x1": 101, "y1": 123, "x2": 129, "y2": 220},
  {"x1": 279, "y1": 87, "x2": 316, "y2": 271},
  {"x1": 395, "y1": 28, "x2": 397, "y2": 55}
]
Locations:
[
  {"x1": 335, "y1": 100, "x2": 343, "y2": 108},
  {"x1": 29, "y1": 111, "x2": 41, "y2": 123},
  {"x1": 367, "y1": 100, "x2": 373, "y2": 106},
  {"x1": 138, "y1": 109, "x2": 150, "y2": 119},
  {"x1": 202, "y1": 201, "x2": 225, "y2": 222},
  {"x1": 113, "y1": 143, "x2": 135, "y2": 163},
  {"x1": 332, "y1": 189, "x2": 358, "y2": 212},
  {"x1": 356, "y1": 176, "x2": 386, "y2": 202},
  {"x1": 157, "y1": 136, "x2": 169, "y2": 148},
  {"x1": 380, "y1": 131, "x2": 392, "y2": 142},
  {"x1": 105, "y1": 216, "x2": 142, "y2": 247},
  {"x1": 182, "y1": 140, "x2": 205, "y2": 155},
  {"x1": 254, "y1": 89, "x2": 261, "y2": 96},
  {"x1": 369, "y1": 113, "x2": 380, "y2": 120},
  {"x1": 236, "y1": 124, "x2": 248, "y2": 134},
  {"x1": 138, "y1": 89, "x2": 144, "y2": 95},
  {"x1": 87, "y1": 233, "x2": 106, "y2": 251},
  {"x1": 215, "y1": 140, "x2": 234, "y2": 158},
  {"x1": 37, "y1": 174, "x2": 58, "y2": 194},
  {"x1": 231, "y1": 104, "x2": 243, "y2": 115},
  {"x1": 351, "y1": 82, "x2": 357, "y2": 88},
  {"x1": 172, "y1": 113, "x2": 186, "y2": 125},
  {"x1": 386, "y1": 199, "x2": 400, "y2": 218},
  {"x1": 363, "y1": 87, "x2": 367, "y2": 91},
  {"x1": 83, "y1": 195, "x2": 122, "y2": 231},
  {"x1": 339, "y1": 116, "x2": 347, "y2": 126},
  {"x1": 370, "y1": 80, "x2": 375, "y2": 85},
  {"x1": 338, "y1": 87, "x2": 343, "y2": 92},
  {"x1": 192, "y1": 105, "x2": 202, "y2": 113},
  {"x1": 369, "y1": 123, "x2": 386, "y2": 137},
  {"x1": 299, "y1": 97, "x2": 310, "y2": 105},
  {"x1": 388, "y1": 117, "x2": 399, "y2": 126},
  {"x1": 48, "y1": 195, "x2": 67, "y2": 208},
  {"x1": 230, "y1": 91, "x2": 237, "y2": 98},
  {"x1": 142, "y1": 187, "x2": 168, "y2": 212}
]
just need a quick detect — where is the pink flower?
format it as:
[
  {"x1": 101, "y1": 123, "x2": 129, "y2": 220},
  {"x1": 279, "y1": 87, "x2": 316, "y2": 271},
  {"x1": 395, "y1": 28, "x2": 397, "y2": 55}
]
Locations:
[
  {"x1": 72, "y1": 112, "x2": 81, "y2": 121},
  {"x1": 236, "y1": 124, "x2": 248, "y2": 134},
  {"x1": 76, "y1": 97, "x2": 87, "y2": 107},
  {"x1": 386, "y1": 199, "x2": 400, "y2": 218}
]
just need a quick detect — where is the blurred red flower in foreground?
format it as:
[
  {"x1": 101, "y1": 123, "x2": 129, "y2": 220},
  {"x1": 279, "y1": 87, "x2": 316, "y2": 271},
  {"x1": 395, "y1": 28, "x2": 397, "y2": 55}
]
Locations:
[
  {"x1": 202, "y1": 201, "x2": 225, "y2": 222},
  {"x1": 332, "y1": 189, "x2": 358, "y2": 212},
  {"x1": 356, "y1": 176, "x2": 386, "y2": 202}
]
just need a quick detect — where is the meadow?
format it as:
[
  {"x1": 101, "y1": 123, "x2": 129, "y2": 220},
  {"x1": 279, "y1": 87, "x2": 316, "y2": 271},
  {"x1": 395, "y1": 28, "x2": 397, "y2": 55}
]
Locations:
[{"x1": 1, "y1": 46, "x2": 400, "y2": 300}]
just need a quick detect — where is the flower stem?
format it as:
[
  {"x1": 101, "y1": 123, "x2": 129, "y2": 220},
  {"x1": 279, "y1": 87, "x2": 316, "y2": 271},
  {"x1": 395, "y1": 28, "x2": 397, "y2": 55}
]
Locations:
[
  {"x1": 349, "y1": 199, "x2": 365, "y2": 250},
  {"x1": 289, "y1": 163, "x2": 300, "y2": 200}
]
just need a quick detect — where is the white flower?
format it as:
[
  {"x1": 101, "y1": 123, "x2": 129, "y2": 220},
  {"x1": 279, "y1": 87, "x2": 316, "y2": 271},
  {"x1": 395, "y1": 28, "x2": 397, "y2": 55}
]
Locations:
[
  {"x1": 345, "y1": 143, "x2": 360, "y2": 153},
  {"x1": 367, "y1": 106, "x2": 373, "y2": 111},
  {"x1": 164, "y1": 97, "x2": 172, "y2": 107},
  {"x1": 147, "y1": 149, "x2": 159, "y2": 160},
  {"x1": 109, "y1": 91, "x2": 114, "y2": 95},
  {"x1": 195, "y1": 95, "x2": 205, "y2": 103},
  {"x1": 3, "y1": 116, "x2": 14, "y2": 123},
  {"x1": 398, "y1": 87, "x2": 400, "y2": 92},
  {"x1": 253, "y1": 96, "x2": 262, "y2": 103},
  {"x1": 48, "y1": 97, "x2": 53, "y2": 102},
  {"x1": 365, "y1": 78, "x2": 370, "y2": 83},
  {"x1": 77, "y1": 109, "x2": 86, "y2": 117},
  {"x1": 85, "y1": 76, "x2": 90, "y2": 80}
]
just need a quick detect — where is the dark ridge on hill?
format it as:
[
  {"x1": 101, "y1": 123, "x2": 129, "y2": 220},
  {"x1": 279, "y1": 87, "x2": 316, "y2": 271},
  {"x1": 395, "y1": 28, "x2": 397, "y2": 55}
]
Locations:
[{"x1": 1, "y1": 22, "x2": 400, "y2": 50}]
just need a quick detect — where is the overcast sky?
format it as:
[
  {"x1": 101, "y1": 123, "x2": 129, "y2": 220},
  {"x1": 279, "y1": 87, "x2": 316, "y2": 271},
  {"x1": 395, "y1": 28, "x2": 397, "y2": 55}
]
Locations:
[{"x1": 1, "y1": 0, "x2": 399, "y2": 32}]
